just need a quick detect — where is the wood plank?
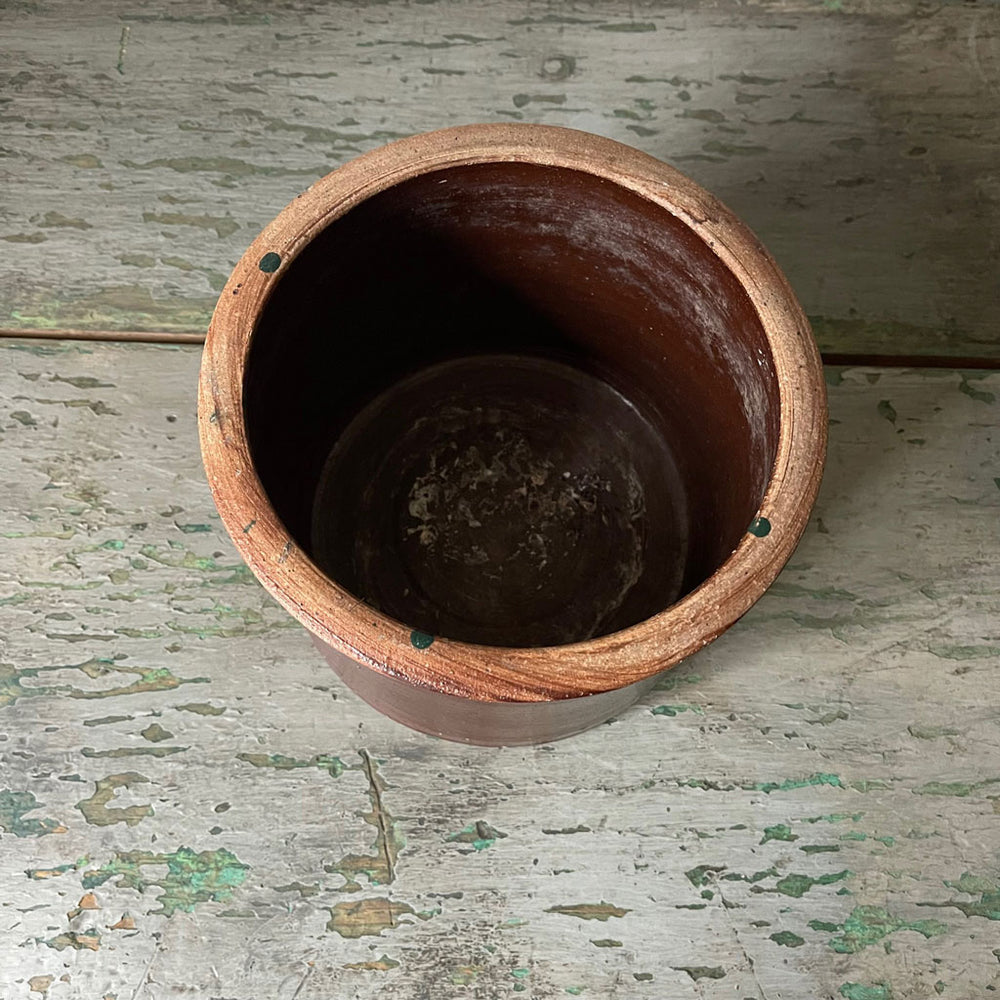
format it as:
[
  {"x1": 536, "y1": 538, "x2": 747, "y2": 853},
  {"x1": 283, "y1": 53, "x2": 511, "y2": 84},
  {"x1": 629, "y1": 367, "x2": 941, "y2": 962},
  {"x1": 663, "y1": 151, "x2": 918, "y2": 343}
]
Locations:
[
  {"x1": 1, "y1": 1, "x2": 998, "y2": 357},
  {"x1": 1, "y1": 339, "x2": 998, "y2": 997}
]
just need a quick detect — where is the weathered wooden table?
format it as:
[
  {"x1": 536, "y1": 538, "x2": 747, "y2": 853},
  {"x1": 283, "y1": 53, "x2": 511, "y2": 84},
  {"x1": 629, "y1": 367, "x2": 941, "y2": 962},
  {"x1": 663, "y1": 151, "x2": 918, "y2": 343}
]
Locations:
[{"x1": 2, "y1": 3, "x2": 998, "y2": 999}]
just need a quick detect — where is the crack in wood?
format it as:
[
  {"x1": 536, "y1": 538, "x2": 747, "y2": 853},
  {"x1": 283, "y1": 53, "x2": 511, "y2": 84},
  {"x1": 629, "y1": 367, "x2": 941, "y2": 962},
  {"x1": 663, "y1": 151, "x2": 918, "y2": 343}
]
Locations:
[{"x1": 359, "y1": 748, "x2": 396, "y2": 886}]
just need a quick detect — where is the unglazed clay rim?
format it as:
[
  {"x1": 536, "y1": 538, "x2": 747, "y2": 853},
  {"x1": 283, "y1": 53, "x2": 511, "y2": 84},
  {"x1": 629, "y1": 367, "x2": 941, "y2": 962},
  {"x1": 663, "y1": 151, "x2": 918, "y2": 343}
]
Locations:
[{"x1": 199, "y1": 123, "x2": 827, "y2": 702}]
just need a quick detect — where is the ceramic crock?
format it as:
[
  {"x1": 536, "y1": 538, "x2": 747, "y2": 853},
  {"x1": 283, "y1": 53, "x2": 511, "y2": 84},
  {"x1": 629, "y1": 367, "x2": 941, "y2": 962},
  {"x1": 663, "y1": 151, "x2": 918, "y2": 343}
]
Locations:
[{"x1": 199, "y1": 124, "x2": 826, "y2": 745}]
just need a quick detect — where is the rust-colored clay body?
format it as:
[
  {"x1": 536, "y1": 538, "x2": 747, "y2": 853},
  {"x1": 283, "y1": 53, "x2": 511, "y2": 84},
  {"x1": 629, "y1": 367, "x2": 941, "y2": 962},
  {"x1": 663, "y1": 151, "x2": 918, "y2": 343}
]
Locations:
[{"x1": 199, "y1": 124, "x2": 826, "y2": 745}]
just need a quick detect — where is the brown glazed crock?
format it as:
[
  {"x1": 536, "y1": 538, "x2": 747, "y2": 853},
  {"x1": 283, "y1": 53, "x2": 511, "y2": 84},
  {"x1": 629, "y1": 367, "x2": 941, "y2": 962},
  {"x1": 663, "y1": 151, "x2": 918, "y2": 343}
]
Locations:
[{"x1": 199, "y1": 124, "x2": 826, "y2": 746}]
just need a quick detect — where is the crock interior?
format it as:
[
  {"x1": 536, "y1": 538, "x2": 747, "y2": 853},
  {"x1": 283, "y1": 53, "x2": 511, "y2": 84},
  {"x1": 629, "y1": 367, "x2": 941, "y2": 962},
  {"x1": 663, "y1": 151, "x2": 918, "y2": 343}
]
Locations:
[{"x1": 244, "y1": 162, "x2": 780, "y2": 647}]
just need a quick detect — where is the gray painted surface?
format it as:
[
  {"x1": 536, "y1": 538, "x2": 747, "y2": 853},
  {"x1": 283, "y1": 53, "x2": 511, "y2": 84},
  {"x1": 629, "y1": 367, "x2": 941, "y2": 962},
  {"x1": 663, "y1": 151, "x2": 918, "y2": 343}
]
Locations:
[{"x1": 0, "y1": 339, "x2": 998, "y2": 997}]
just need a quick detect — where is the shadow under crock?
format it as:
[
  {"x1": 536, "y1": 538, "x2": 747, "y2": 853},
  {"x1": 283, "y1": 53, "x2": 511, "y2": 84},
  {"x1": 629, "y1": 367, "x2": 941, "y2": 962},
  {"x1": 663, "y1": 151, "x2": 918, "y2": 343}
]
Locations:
[{"x1": 243, "y1": 161, "x2": 780, "y2": 648}]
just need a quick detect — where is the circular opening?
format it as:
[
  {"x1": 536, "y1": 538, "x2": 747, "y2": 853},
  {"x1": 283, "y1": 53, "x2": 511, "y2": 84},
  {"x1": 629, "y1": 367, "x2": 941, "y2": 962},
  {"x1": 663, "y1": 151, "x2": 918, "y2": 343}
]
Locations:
[{"x1": 244, "y1": 161, "x2": 780, "y2": 648}]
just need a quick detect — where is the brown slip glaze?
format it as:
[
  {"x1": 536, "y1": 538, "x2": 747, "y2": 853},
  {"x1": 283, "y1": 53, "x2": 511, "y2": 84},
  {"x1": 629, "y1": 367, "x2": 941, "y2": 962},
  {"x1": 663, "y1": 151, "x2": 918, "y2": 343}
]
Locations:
[{"x1": 199, "y1": 123, "x2": 827, "y2": 745}]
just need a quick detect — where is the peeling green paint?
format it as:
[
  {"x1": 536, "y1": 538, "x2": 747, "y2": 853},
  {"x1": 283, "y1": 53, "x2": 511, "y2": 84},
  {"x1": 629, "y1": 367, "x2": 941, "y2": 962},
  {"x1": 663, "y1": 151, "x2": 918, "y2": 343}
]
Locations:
[
  {"x1": 327, "y1": 897, "x2": 420, "y2": 938},
  {"x1": 81, "y1": 745, "x2": 186, "y2": 758},
  {"x1": 774, "y1": 870, "x2": 851, "y2": 898},
  {"x1": 721, "y1": 867, "x2": 779, "y2": 884},
  {"x1": 0, "y1": 790, "x2": 66, "y2": 837},
  {"x1": 237, "y1": 751, "x2": 346, "y2": 777},
  {"x1": 809, "y1": 919, "x2": 840, "y2": 932},
  {"x1": 674, "y1": 966, "x2": 726, "y2": 981},
  {"x1": 0, "y1": 656, "x2": 207, "y2": 709},
  {"x1": 679, "y1": 772, "x2": 849, "y2": 794},
  {"x1": 908, "y1": 724, "x2": 960, "y2": 740},
  {"x1": 685, "y1": 864, "x2": 725, "y2": 887},
  {"x1": 761, "y1": 823, "x2": 797, "y2": 844},
  {"x1": 25, "y1": 856, "x2": 89, "y2": 880},
  {"x1": 651, "y1": 704, "x2": 704, "y2": 717},
  {"x1": 546, "y1": 902, "x2": 629, "y2": 921},
  {"x1": 945, "y1": 873, "x2": 996, "y2": 894},
  {"x1": 590, "y1": 939, "x2": 622, "y2": 947},
  {"x1": 274, "y1": 881, "x2": 320, "y2": 898},
  {"x1": 828, "y1": 905, "x2": 947, "y2": 953},
  {"x1": 83, "y1": 714, "x2": 133, "y2": 727},
  {"x1": 850, "y1": 779, "x2": 891, "y2": 793},
  {"x1": 753, "y1": 772, "x2": 845, "y2": 794},
  {"x1": 917, "y1": 873, "x2": 1000, "y2": 921},
  {"x1": 176, "y1": 702, "x2": 224, "y2": 716},
  {"x1": 770, "y1": 930, "x2": 805, "y2": 947},
  {"x1": 42, "y1": 930, "x2": 101, "y2": 951},
  {"x1": 140, "y1": 722, "x2": 173, "y2": 742},
  {"x1": 447, "y1": 820, "x2": 507, "y2": 851},
  {"x1": 839, "y1": 984, "x2": 892, "y2": 1000},
  {"x1": 958, "y1": 376, "x2": 995, "y2": 405},
  {"x1": 76, "y1": 772, "x2": 153, "y2": 827},
  {"x1": 3, "y1": 232, "x2": 46, "y2": 244},
  {"x1": 83, "y1": 846, "x2": 248, "y2": 916},
  {"x1": 40, "y1": 211, "x2": 91, "y2": 230},
  {"x1": 838, "y1": 831, "x2": 892, "y2": 847},
  {"x1": 914, "y1": 778, "x2": 1000, "y2": 797}
]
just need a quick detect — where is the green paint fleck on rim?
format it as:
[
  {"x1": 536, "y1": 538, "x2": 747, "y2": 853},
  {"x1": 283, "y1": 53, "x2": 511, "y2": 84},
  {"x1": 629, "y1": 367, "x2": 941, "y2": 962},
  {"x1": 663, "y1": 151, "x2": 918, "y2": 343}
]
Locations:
[
  {"x1": 258, "y1": 252, "x2": 281, "y2": 273},
  {"x1": 410, "y1": 630, "x2": 434, "y2": 649},
  {"x1": 749, "y1": 516, "x2": 772, "y2": 537}
]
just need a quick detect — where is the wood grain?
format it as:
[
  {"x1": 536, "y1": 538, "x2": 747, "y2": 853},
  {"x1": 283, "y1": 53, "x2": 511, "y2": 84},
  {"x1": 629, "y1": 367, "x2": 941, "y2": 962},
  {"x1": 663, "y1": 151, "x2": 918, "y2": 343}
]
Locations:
[
  {"x1": 1, "y1": 339, "x2": 997, "y2": 997},
  {"x1": 1, "y1": 1, "x2": 998, "y2": 357}
]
